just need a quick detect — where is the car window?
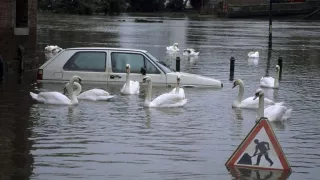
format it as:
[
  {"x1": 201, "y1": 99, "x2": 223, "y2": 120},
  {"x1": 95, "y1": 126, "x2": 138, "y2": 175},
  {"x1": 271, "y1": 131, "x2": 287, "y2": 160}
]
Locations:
[
  {"x1": 111, "y1": 52, "x2": 161, "y2": 74},
  {"x1": 145, "y1": 59, "x2": 161, "y2": 74},
  {"x1": 63, "y1": 51, "x2": 106, "y2": 72},
  {"x1": 145, "y1": 52, "x2": 173, "y2": 73},
  {"x1": 111, "y1": 52, "x2": 144, "y2": 73}
]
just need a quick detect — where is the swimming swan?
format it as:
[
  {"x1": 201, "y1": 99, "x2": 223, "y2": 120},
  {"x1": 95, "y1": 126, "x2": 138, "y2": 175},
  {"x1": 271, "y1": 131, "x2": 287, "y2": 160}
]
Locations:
[
  {"x1": 66, "y1": 82, "x2": 115, "y2": 101},
  {"x1": 248, "y1": 51, "x2": 259, "y2": 58},
  {"x1": 29, "y1": 76, "x2": 81, "y2": 105},
  {"x1": 120, "y1": 64, "x2": 140, "y2": 95},
  {"x1": 141, "y1": 76, "x2": 187, "y2": 107},
  {"x1": 260, "y1": 65, "x2": 280, "y2": 89},
  {"x1": 254, "y1": 88, "x2": 292, "y2": 122},
  {"x1": 166, "y1": 43, "x2": 179, "y2": 52},
  {"x1": 183, "y1": 48, "x2": 199, "y2": 56},
  {"x1": 232, "y1": 79, "x2": 275, "y2": 109},
  {"x1": 169, "y1": 74, "x2": 185, "y2": 99}
]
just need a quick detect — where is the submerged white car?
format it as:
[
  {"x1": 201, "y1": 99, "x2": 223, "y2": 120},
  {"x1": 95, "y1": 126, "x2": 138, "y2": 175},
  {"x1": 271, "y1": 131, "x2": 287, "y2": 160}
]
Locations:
[{"x1": 37, "y1": 47, "x2": 223, "y2": 88}]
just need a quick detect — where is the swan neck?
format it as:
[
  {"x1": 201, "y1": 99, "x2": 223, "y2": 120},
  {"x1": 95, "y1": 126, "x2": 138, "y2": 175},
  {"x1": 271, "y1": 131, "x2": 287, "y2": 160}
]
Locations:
[
  {"x1": 74, "y1": 82, "x2": 82, "y2": 96},
  {"x1": 126, "y1": 72, "x2": 130, "y2": 88},
  {"x1": 258, "y1": 94, "x2": 265, "y2": 119},
  {"x1": 145, "y1": 81, "x2": 152, "y2": 104},
  {"x1": 176, "y1": 83, "x2": 180, "y2": 93},
  {"x1": 238, "y1": 83, "x2": 244, "y2": 102},
  {"x1": 67, "y1": 82, "x2": 78, "y2": 104}
]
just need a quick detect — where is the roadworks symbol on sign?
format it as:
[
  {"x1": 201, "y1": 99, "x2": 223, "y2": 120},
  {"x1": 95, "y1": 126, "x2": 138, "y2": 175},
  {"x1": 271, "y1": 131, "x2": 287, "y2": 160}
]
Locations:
[{"x1": 225, "y1": 117, "x2": 291, "y2": 172}]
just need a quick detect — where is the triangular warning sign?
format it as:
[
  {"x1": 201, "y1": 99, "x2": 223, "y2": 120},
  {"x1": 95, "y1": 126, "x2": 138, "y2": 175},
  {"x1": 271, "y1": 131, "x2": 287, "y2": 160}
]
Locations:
[{"x1": 225, "y1": 117, "x2": 291, "y2": 172}]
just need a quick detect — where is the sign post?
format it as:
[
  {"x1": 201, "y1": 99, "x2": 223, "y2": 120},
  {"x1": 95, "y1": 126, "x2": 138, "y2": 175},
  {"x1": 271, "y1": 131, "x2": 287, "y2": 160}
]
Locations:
[{"x1": 225, "y1": 117, "x2": 291, "y2": 172}]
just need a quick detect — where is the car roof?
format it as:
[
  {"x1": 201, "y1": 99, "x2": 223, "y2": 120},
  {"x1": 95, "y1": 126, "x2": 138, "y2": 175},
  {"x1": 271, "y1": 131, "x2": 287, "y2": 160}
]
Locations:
[{"x1": 65, "y1": 47, "x2": 148, "y2": 53}]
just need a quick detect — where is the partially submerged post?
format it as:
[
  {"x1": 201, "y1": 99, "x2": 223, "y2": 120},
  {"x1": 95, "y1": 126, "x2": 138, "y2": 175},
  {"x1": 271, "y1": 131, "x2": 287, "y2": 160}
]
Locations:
[
  {"x1": 176, "y1": 56, "x2": 180, "y2": 72},
  {"x1": 268, "y1": 0, "x2": 273, "y2": 49},
  {"x1": 229, "y1": 57, "x2": 235, "y2": 81},
  {"x1": 17, "y1": 44, "x2": 25, "y2": 75},
  {"x1": 278, "y1": 57, "x2": 283, "y2": 81},
  {"x1": 0, "y1": 55, "x2": 4, "y2": 82}
]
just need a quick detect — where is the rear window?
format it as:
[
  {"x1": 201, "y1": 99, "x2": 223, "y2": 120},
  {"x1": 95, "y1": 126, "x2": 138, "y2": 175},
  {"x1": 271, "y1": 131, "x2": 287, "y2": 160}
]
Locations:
[{"x1": 63, "y1": 51, "x2": 106, "y2": 72}]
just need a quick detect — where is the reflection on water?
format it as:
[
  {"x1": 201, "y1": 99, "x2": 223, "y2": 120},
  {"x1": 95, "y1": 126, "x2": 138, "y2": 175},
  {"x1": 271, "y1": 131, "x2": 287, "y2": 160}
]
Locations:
[
  {"x1": 228, "y1": 166, "x2": 291, "y2": 180},
  {"x1": 0, "y1": 12, "x2": 320, "y2": 180}
]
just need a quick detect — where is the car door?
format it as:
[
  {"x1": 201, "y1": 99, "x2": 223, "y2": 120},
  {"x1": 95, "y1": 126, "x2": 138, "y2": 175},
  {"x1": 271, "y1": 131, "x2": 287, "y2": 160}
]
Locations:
[
  {"x1": 62, "y1": 50, "x2": 108, "y2": 84},
  {"x1": 107, "y1": 51, "x2": 166, "y2": 86}
]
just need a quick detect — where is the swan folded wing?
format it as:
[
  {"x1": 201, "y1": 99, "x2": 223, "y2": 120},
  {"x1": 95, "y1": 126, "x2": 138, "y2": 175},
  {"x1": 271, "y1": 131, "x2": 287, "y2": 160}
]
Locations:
[
  {"x1": 95, "y1": 95, "x2": 115, "y2": 101},
  {"x1": 39, "y1": 92, "x2": 71, "y2": 104},
  {"x1": 264, "y1": 104, "x2": 287, "y2": 121},
  {"x1": 169, "y1": 88, "x2": 185, "y2": 99},
  {"x1": 151, "y1": 93, "x2": 185, "y2": 107},
  {"x1": 84, "y1": 89, "x2": 110, "y2": 96},
  {"x1": 264, "y1": 98, "x2": 275, "y2": 105},
  {"x1": 130, "y1": 81, "x2": 140, "y2": 94},
  {"x1": 239, "y1": 96, "x2": 260, "y2": 108},
  {"x1": 260, "y1": 77, "x2": 274, "y2": 87}
]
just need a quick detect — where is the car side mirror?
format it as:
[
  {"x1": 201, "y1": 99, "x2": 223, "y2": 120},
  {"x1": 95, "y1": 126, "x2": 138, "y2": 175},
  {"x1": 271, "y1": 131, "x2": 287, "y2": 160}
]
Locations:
[{"x1": 140, "y1": 67, "x2": 146, "y2": 75}]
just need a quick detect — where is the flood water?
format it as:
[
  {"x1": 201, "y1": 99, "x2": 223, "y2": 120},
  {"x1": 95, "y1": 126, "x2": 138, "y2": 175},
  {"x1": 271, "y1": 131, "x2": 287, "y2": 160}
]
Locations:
[{"x1": 1, "y1": 12, "x2": 320, "y2": 180}]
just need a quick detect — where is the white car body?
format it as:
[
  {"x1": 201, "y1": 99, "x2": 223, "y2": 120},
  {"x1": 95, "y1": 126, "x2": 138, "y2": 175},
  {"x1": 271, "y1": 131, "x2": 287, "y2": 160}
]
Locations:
[{"x1": 37, "y1": 47, "x2": 223, "y2": 88}]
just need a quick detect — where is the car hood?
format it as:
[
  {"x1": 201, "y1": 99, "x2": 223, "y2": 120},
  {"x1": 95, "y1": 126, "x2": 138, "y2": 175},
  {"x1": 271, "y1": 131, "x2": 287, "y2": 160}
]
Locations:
[{"x1": 166, "y1": 72, "x2": 223, "y2": 88}]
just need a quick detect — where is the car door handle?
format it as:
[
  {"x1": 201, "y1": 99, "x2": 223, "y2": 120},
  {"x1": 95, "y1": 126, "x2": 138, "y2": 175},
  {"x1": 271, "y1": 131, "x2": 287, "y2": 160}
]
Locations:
[{"x1": 110, "y1": 75, "x2": 121, "y2": 79}]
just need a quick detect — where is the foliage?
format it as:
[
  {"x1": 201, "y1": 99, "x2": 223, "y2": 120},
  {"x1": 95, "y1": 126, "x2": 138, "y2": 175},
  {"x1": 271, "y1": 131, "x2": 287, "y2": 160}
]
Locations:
[
  {"x1": 166, "y1": 0, "x2": 184, "y2": 11},
  {"x1": 189, "y1": 0, "x2": 209, "y2": 10},
  {"x1": 38, "y1": 0, "x2": 126, "y2": 15},
  {"x1": 37, "y1": 0, "x2": 209, "y2": 14},
  {"x1": 127, "y1": 0, "x2": 166, "y2": 12}
]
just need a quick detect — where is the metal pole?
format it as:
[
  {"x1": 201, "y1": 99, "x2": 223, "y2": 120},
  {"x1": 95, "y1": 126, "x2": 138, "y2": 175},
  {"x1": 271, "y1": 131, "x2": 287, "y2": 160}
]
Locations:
[
  {"x1": 268, "y1": 0, "x2": 272, "y2": 49},
  {"x1": 229, "y1": 57, "x2": 235, "y2": 81}
]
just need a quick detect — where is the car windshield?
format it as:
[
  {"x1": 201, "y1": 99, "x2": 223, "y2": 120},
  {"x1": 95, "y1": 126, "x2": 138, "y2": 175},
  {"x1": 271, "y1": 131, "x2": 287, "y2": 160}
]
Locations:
[{"x1": 145, "y1": 52, "x2": 173, "y2": 73}]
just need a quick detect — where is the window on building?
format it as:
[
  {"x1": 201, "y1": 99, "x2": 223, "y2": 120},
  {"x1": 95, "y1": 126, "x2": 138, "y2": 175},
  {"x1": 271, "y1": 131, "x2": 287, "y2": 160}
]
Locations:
[
  {"x1": 63, "y1": 52, "x2": 106, "y2": 72},
  {"x1": 16, "y1": 0, "x2": 29, "y2": 27}
]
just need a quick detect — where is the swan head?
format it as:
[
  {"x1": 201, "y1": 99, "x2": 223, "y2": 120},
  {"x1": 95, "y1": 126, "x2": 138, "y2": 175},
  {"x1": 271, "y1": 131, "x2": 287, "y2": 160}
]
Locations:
[
  {"x1": 71, "y1": 75, "x2": 82, "y2": 85},
  {"x1": 177, "y1": 74, "x2": 181, "y2": 84},
  {"x1": 253, "y1": 88, "x2": 264, "y2": 100},
  {"x1": 173, "y1": 43, "x2": 178, "y2": 47},
  {"x1": 275, "y1": 65, "x2": 280, "y2": 72},
  {"x1": 232, "y1": 79, "x2": 243, "y2": 89},
  {"x1": 126, "y1": 64, "x2": 131, "y2": 73},
  {"x1": 142, "y1": 76, "x2": 152, "y2": 83}
]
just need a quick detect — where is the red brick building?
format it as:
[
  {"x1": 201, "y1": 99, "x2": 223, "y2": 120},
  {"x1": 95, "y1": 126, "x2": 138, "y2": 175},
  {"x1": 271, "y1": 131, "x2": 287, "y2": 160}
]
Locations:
[{"x1": 0, "y1": 0, "x2": 37, "y2": 71}]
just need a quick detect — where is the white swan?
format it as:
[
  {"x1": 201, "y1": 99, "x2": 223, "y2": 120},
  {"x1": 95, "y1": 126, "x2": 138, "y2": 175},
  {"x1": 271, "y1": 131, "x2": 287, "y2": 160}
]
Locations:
[
  {"x1": 248, "y1": 51, "x2": 259, "y2": 58},
  {"x1": 166, "y1": 43, "x2": 179, "y2": 52},
  {"x1": 169, "y1": 74, "x2": 185, "y2": 99},
  {"x1": 120, "y1": 64, "x2": 140, "y2": 95},
  {"x1": 65, "y1": 82, "x2": 115, "y2": 101},
  {"x1": 141, "y1": 76, "x2": 187, "y2": 107},
  {"x1": 260, "y1": 65, "x2": 280, "y2": 89},
  {"x1": 183, "y1": 48, "x2": 199, "y2": 56},
  {"x1": 29, "y1": 76, "x2": 81, "y2": 105},
  {"x1": 45, "y1": 45, "x2": 63, "y2": 53},
  {"x1": 232, "y1": 79, "x2": 275, "y2": 109},
  {"x1": 254, "y1": 88, "x2": 292, "y2": 122}
]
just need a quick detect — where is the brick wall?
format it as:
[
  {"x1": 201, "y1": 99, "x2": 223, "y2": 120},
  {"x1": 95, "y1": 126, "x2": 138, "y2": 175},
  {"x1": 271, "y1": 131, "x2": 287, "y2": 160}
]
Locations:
[
  {"x1": 0, "y1": 0, "x2": 13, "y2": 30},
  {"x1": 0, "y1": 0, "x2": 37, "y2": 72}
]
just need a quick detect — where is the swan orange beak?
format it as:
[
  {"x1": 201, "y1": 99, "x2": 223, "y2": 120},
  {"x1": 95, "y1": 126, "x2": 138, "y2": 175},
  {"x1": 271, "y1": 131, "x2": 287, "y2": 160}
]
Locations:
[
  {"x1": 253, "y1": 93, "x2": 259, "y2": 100},
  {"x1": 232, "y1": 84, "x2": 236, "y2": 89}
]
